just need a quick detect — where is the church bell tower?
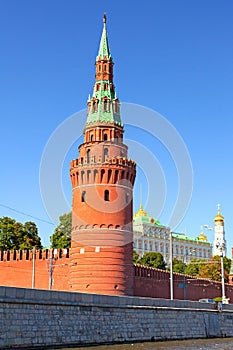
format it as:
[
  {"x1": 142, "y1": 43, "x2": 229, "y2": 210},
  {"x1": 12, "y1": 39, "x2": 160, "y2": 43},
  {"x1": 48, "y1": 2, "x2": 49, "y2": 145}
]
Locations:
[
  {"x1": 213, "y1": 204, "x2": 226, "y2": 257},
  {"x1": 69, "y1": 14, "x2": 136, "y2": 295}
]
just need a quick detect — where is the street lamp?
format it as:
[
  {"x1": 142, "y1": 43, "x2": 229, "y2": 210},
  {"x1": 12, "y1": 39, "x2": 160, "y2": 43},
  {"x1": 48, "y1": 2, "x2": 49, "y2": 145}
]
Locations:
[
  {"x1": 216, "y1": 241, "x2": 227, "y2": 304},
  {"x1": 183, "y1": 248, "x2": 196, "y2": 300},
  {"x1": 169, "y1": 228, "x2": 173, "y2": 300}
]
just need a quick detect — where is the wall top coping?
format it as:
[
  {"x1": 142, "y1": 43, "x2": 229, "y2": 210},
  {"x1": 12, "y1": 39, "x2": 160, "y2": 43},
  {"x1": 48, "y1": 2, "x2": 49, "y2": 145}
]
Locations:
[{"x1": 0, "y1": 286, "x2": 232, "y2": 312}]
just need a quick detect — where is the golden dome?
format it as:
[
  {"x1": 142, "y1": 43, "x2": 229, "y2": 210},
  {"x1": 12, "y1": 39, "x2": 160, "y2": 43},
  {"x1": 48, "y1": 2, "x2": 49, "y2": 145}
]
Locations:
[
  {"x1": 134, "y1": 204, "x2": 148, "y2": 217},
  {"x1": 214, "y1": 205, "x2": 224, "y2": 222},
  {"x1": 198, "y1": 232, "x2": 207, "y2": 242}
]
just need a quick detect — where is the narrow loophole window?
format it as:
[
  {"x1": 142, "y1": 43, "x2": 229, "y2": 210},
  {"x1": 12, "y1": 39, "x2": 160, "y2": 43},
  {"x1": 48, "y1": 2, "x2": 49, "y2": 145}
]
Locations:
[
  {"x1": 104, "y1": 190, "x2": 109, "y2": 201},
  {"x1": 81, "y1": 191, "x2": 86, "y2": 202},
  {"x1": 87, "y1": 149, "x2": 90, "y2": 163}
]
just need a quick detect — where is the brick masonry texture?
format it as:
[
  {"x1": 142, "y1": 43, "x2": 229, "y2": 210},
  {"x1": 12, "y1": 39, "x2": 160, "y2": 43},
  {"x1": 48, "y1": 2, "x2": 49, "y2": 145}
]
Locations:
[
  {"x1": 1, "y1": 286, "x2": 233, "y2": 349},
  {"x1": 2, "y1": 249, "x2": 233, "y2": 302}
]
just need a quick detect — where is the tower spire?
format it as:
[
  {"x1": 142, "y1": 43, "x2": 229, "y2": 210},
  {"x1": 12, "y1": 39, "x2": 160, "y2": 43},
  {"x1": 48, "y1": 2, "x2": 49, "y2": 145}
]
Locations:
[
  {"x1": 97, "y1": 12, "x2": 111, "y2": 60},
  {"x1": 86, "y1": 14, "x2": 122, "y2": 127}
]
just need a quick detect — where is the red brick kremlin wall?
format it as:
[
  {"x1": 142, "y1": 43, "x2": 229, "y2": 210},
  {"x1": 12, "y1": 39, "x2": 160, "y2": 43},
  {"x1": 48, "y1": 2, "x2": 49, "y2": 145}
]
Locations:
[
  {"x1": 0, "y1": 249, "x2": 70, "y2": 290},
  {"x1": 134, "y1": 265, "x2": 233, "y2": 301},
  {"x1": 1, "y1": 249, "x2": 233, "y2": 302}
]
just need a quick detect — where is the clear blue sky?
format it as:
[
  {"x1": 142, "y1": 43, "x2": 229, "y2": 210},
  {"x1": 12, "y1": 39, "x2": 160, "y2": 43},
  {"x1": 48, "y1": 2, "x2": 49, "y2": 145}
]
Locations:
[{"x1": 0, "y1": 1, "x2": 232, "y2": 254}]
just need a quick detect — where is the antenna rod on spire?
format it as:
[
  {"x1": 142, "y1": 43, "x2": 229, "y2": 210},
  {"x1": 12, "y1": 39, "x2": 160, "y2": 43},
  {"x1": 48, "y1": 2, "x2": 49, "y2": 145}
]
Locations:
[
  {"x1": 103, "y1": 12, "x2": 107, "y2": 24},
  {"x1": 140, "y1": 184, "x2": 142, "y2": 205}
]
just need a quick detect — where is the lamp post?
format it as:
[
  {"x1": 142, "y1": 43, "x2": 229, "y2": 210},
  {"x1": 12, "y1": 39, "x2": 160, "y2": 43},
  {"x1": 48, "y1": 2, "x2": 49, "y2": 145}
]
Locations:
[
  {"x1": 216, "y1": 242, "x2": 226, "y2": 303},
  {"x1": 49, "y1": 249, "x2": 53, "y2": 290},
  {"x1": 183, "y1": 248, "x2": 196, "y2": 300},
  {"x1": 31, "y1": 248, "x2": 36, "y2": 289},
  {"x1": 169, "y1": 228, "x2": 173, "y2": 300}
]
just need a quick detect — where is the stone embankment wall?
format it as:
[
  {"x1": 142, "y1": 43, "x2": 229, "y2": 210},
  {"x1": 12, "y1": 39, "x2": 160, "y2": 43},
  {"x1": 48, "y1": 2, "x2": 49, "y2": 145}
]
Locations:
[{"x1": 1, "y1": 286, "x2": 233, "y2": 349}]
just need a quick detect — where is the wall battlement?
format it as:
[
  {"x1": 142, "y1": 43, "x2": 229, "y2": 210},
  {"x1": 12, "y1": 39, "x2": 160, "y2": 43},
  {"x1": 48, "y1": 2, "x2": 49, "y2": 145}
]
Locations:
[{"x1": 0, "y1": 248, "x2": 69, "y2": 262}]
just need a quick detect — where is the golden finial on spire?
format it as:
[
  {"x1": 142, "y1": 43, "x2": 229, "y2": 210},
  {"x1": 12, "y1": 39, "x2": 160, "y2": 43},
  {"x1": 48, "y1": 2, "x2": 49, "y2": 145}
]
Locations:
[
  {"x1": 103, "y1": 12, "x2": 107, "y2": 24},
  {"x1": 140, "y1": 183, "x2": 142, "y2": 206}
]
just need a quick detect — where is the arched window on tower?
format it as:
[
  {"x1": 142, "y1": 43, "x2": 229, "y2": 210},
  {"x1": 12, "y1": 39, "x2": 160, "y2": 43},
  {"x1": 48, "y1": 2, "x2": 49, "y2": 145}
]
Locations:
[
  {"x1": 90, "y1": 134, "x2": 94, "y2": 142},
  {"x1": 104, "y1": 64, "x2": 107, "y2": 72},
  {"x1": 94, "y1": 169, "x2": 98, "y2": 182},
  {"x1": 104, "y1": 190, "x2": 109, "y2": 201},
  {"x1": 113, "y1": 100, "x2": 120, "y2": 114},
  {"x1": 103, "y1": 98, "x2": 110, "y2": 112},
  {"x1": 103, "y1": 99, "x2": 108, "y2": 111},
  {"x1": 87, "y1": 170, "x2": 91, "y2": 183},
  {"x1": 92, "y1": 100, "x2": 98, "y2": 112},
  {"x1": 81, "y1": 191, "x2": 86, "y2": 202},
  {"x1": 87, "y1": 149, "x2": 90, "y2": 163},
  {"x1": 104, "y1": 83, "x2": 108, "y2": 90},
  {"x1": 100, "y1": 169, "x2": 105, "y2": 183},
  {"x1": 107, "y1": 169, "x2": 112, "y2": 183},
  {"x1": 104, "y1": 133, "x2": 108, "y2": 141},
  {"x1": 104, "y1": 148, "x2": 108, "y2": 160},
  {"x1": 114, "y1": 170, "x2": 118, "y2": 184},
  {"x1": 87, "y1": 102, "x2": 91, "y2": 114},
  {"x1": 98, "y1": 64, "x2": 101, "y2": 72},
  {"x1": 117, "y1": 102, "x2": 120, "y2": 114}
]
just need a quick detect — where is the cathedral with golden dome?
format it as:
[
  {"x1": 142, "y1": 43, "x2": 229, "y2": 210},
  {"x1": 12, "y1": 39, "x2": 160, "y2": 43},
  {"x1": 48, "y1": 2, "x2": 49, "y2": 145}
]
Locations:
[{"x1": 133, "y1": 204, "x2": 214, "y2": 264}]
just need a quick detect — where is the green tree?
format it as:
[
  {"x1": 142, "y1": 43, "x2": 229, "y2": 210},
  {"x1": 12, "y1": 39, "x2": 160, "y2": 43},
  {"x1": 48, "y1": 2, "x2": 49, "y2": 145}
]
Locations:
[
  {"x1": 50, "y1": 212, "x2": 71, "y2": 248},
  {"x1": 0, "y1": 217, "x2": 42, "y2": 251},
  {"x1": 19, "y1": 222, "x2": 42, "y2": 250},
  {"x1": 172, "y1": 258, "x2": 187, "y2": 274},
  {"x1": 198, "y1": 255, "x2": 230, "y2": 283},
  {"x1": 185, "y1": 259, "x2": 205, "y2": 276},
  {"x1": 223, "y1": 256, "x2": 232, "y2": 275},
  {"x1": 133, "y1": 250, "x2": 140, "y2": 264},
  {"x1": 139, "y1": 252, "x2": 166, "y2": 270},
  {"x1": 0, "y1": 217, "x2": 17, "y2": 250}
]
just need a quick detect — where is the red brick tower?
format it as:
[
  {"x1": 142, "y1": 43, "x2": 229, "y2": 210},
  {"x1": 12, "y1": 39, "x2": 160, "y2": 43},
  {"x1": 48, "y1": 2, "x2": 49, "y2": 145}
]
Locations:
[{"x1": 69, "y1": 14, "x2": 136, "y2": 295}]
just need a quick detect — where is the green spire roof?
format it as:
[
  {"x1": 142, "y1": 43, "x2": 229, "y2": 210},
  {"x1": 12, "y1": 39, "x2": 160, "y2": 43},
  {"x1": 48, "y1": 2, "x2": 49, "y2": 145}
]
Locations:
[
  {"x1": 97, "y1": 13, "x2": 111, "y2": 60},
  {"x1": 85, "y1": 14, "x2": 123, "y2": 127}
]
